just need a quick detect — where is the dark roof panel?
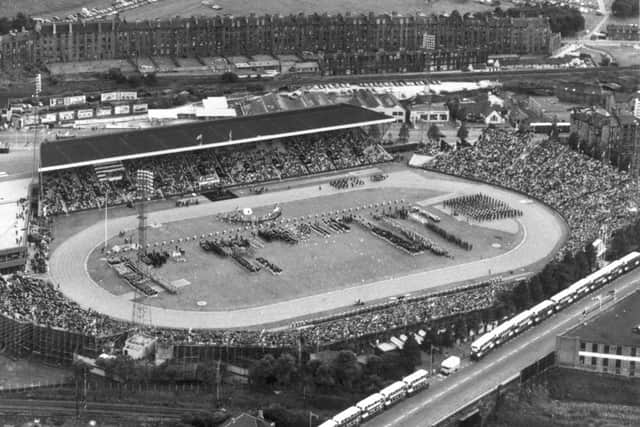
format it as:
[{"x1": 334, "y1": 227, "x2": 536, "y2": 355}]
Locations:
[{"x1": 40, "y1": 104, "x2": 392, "y2": 172}]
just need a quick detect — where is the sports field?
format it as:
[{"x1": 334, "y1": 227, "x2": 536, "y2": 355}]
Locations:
[
  {"x1": 87, "y1": 181, "x2": 522, "y2": 310},
  {"x1": 49, "y1": 166, "x2": 567, "y2": 328}
]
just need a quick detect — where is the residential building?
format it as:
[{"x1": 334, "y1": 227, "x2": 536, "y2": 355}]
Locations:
[
  {"x1": 570, "y1": 106, "x2": 640, "y2": 172},
  {"x1": 0, "y1": 12, "x2": 560, "y2": 70},
  {"x1": 408, "y1": 103, "x2": 450, "y2": 124},
  {"x1": 606, "y1": 24, "x2": 640, "y2": 41}
]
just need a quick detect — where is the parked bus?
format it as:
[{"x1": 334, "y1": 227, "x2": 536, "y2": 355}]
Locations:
[{"x1": 379, "y1": 381, "x2": 407, "y2": 406}]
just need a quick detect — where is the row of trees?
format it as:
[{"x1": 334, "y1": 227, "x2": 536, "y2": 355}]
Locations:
[
  {"x1": 498, "y1": 244, "x2": 597, "y2": 313},
  {"x1": 0, "y1": 13, "x2": 34, "y2": 35},
  {"x1": 493, "y1": 5, "x2": 585, "y2": 37}
]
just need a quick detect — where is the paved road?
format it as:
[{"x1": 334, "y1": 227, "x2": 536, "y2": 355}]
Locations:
[
  {"x1": 367, "y1": 270, "x2": 640, "y2": 427},
  {"x1": 48, "y1": 170, "x2": 566, "y2": 329}
]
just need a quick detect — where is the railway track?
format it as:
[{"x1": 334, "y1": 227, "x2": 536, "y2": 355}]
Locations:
[{"x1": 0, "y1": 398, "x2": 209, "y2": 420}]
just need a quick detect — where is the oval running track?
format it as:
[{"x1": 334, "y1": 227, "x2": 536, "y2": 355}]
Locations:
[{"x1": 48, "y1": 170, "x2": 567, "y2": 329}]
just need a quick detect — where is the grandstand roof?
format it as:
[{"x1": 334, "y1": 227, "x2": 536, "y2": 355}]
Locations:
[{"x1": 39, "y1": 104, "x2": 394, "y2": 172}]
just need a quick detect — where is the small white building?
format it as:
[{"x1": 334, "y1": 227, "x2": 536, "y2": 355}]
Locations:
[
  {"x1": 484, "y1": 109, "x2": 506, "y2": 126},
  {"x1": 409, "y1": 103, "x2": 450, "y2": 124},
  {"x1": 123, "y1": 334, "x2": 157, "y2": 360}
]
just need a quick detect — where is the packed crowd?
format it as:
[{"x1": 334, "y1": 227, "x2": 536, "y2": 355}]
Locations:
[
  {"x1": 443, "y1": 193, "x2": 523, "y2": 222},
  {"x1": 40, "y1": 129, "x2": 392, "y2": 215},
  {"x1": 0, "y1": 271, "x2": 510, "y2": 349},
  {"x1": 0, "y1": 274, "x2": 129, "y2": 336},
  {"x1": 431, "y1": 128, "x2": 640, "y2": 255}
]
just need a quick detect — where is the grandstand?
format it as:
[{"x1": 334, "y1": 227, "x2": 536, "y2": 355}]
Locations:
[
  {"x1": 38, "y1": 104, "x2": 395, "y2": 215},
  {"x1": 39, "y1": 104, "x2": 392, "y2": 172}
]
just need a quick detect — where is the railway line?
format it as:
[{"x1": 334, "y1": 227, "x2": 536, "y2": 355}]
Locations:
[{"x1": 0, "y1": 398, "x2": 208, "y2": 420}]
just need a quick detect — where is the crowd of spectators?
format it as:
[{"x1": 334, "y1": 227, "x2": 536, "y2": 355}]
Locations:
[
  {"x1": 0, "y1": 274, "x2": 129, "y2": 336},
  {"x1": 40, "y1": 129, "x2": 391, "y2": 215},
  {"x1": 0, "y1": 272, "x2": 510, "y2": 350},
  {"x1": 431, "y1": 128, "x2": 640, "y2": 255}
]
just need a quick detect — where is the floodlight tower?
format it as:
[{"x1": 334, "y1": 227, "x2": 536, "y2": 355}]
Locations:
[{"x1": 136, "y1": 169, "x2": 154, "y2": 263}]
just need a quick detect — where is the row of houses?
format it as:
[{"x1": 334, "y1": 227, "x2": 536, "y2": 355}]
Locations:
[
  {"x1": 570, "y1": 104, "x2": 640, "y2": 173},
  {"x1": 0, "y1": 12, "x2": 560, "y2": 71}
]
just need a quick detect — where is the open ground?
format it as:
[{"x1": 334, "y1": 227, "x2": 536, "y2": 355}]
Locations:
[
  {"x1": 86, "y1": 178, "x2": 522, "y2": 310},
  {"x1": 47, "y1": 165, "x2": 567, "y2": 329},
  {"x1": 5, "y1": 0, "x2": 513, "y2": 21}
]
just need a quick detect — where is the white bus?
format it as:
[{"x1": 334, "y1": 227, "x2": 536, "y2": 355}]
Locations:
[
  {"x1": 379, "y1": 381, "x2": 407, "y2": 406},
  {"x1": 355, "y1": 393, "x2": 385, "y2": 419},
  {"x1": 470, "y1": 328, "x2": 496, "y2": 359},
  {"x1": 402, "y1": 369, "x2": 429, "y2": 394},
  {"x1": 332, "y1": 406, "x2": 361, "y2": 427},
  {"x1": 509, "y1": 309, "x2": 533, "y2": 335},
  {"x1": 530, "y1": 300, "x2": 554, "y2": 323},
  {"x1": 318, "y1": 420, "x2": 338, "y2": 427},
  {"x1": 550, "y1": 286, "x2": 578, "y2": 310}
]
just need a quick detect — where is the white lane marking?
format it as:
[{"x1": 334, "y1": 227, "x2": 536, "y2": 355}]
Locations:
[{"x1": 378, "y1": 280, "x2": 639, "y2": 427}]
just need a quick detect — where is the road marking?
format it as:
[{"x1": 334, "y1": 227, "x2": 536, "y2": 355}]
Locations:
[{"x1": 377, "y1": 279, "x2": 639, "y2": 427}]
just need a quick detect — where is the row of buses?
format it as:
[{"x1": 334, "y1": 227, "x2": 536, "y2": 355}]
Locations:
[
  {"x1": 318, "y1": 369, "x2": 430, "y2": 427},
  {"x1": 471, "y1": 251, "x2": 640, "y2": 359}
]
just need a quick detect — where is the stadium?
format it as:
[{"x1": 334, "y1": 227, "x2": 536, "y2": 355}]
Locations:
[{"x1": 8, "y1": 101, "x2": 637, "y2": 372}]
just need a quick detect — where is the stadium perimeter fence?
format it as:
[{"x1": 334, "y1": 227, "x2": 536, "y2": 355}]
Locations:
[{"x1": 0, "y1": 312, "x2": 127, "y2": 365}]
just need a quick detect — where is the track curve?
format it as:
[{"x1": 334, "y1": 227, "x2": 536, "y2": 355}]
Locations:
[{"x1": 48, "y1": 170, "x2": 567, "y2": 329}]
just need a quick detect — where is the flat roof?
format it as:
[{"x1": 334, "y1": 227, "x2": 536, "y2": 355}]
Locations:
[
  {"x1": 566, "y1": 289, "x2": 640, "y2": 347},
  {"x1": 0, "y1": 178, "x2": 30, "y2": 251},
  {"x1": 39, "y1": 104, "x2": 394, "y2": 172}
]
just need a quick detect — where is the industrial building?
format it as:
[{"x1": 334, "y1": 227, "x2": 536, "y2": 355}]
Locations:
[{"x1": 556, "y1": 290, "x2": 640, "y2": 378}]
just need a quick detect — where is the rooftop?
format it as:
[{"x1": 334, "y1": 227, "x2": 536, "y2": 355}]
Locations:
[
  {"x1": 565, "y1": 289, "x2": 640, "y2": 347},
  {"x1": 39, "y1": 104, "x2": 393, "y2": 172},
  {"x1": 0, "y1": 178, "x2": 30, "y2": 251}
]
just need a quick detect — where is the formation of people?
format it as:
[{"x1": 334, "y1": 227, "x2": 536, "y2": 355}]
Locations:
[
  {"x1": 40, "y1": 129, "x2": 392, "y2": 215},
  {"x1": 443, "y1": 193, "x2": 523, "y2": 222}
]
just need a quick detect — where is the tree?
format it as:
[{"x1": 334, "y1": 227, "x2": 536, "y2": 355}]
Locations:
[
  {"x1": 312, "y1": 361, "x2": 335, "y2": 390},
  {"x1": 273, "y1": 353, "x2": 297, "y2": 386},
  {"x1": 331, "y1": 350, "x2": 361, "y2": 390},
  {"x1": 568, "y1": 132, "x2": 580, "y2": 150},
  {"x1": 220, "y1": 71, "x2": 239, "y2": 83},
  {"x1": 427, "y1": 123, "x2": 442, "y2": 142},
  {"x1": 528, "y1": 275, "x2": 544, "y2": 303},
  {"x1": 512, "y1": 280, "x2": 532, "y2": 311},
  {"x1": 401, "y1": 337, "x2": 422, "y2": 372},
  {"x1": 365, "y1": 355, "x2": 384, "y2": 376},
  {"x1": 457, "y1": 123, "x2": 469, "y2": 143},
  {"x1": 249, "y1": 354, "x2": 277, "y2": 388}
]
